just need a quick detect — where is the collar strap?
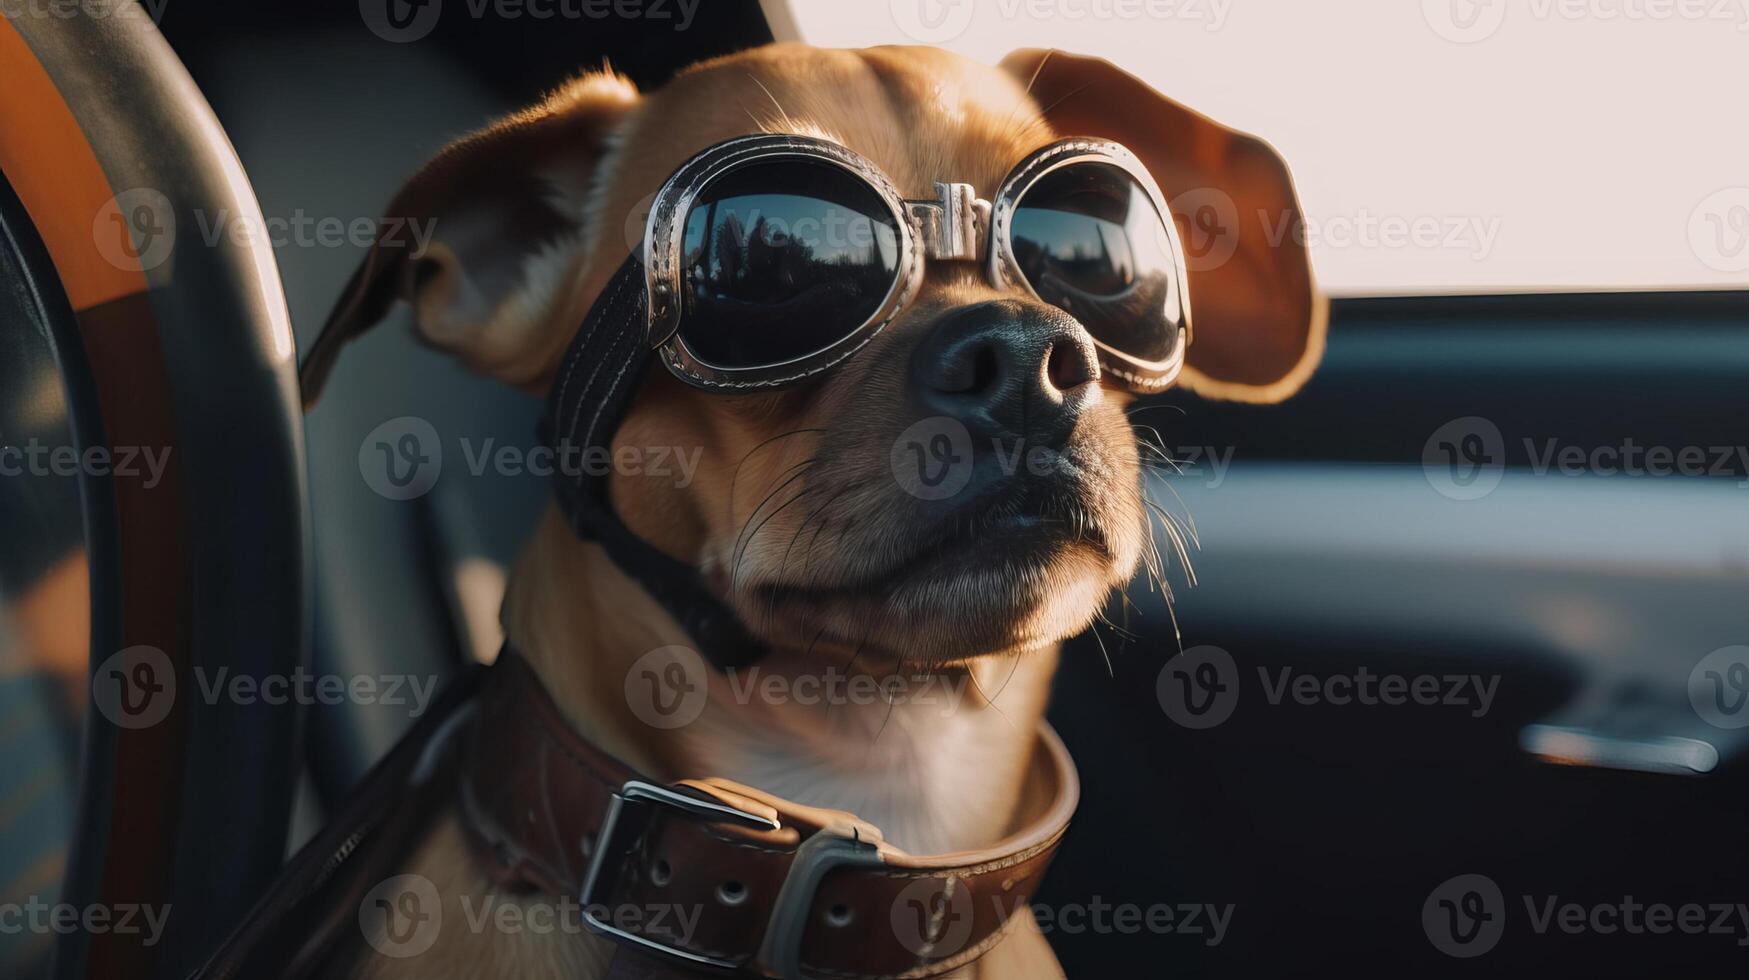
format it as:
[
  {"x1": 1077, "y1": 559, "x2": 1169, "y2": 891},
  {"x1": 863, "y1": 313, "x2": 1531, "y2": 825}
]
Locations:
[
  {"x1": 540, "y1": 252, "x2": 766, "y2": 670},
  {"x1": 458, "y1": 650, "x2": 1079, "y2": 979}
]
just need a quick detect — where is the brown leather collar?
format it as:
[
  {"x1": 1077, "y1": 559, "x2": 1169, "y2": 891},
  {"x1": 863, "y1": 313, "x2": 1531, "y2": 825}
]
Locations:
[{"x1": 458, "y1": 650, "x2": 1079, "y2": 979}]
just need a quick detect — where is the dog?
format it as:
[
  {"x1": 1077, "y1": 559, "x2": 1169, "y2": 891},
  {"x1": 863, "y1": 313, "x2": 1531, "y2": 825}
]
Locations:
[{"x1": 302, "y1": 42, "x2": 1321, "y2": 979}]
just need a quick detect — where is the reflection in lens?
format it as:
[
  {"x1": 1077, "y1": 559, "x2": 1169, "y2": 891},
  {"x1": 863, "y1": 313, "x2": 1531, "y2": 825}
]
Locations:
[
  {"x1": 1010, "y1": 161, "x2": 1181, "y2": 366},
  {"x1": 678, "y1": 158, "x2": 900, "y2": 370}
]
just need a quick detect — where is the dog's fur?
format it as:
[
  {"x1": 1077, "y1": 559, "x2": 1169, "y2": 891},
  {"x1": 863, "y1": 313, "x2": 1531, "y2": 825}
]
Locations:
[{"x1": 322, "y1": 43, "x2": 1323, "y2": 979}]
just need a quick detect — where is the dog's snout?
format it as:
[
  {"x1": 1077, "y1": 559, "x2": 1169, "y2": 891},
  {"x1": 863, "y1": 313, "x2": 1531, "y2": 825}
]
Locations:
[{"x1": 911, "y1": 300, "x2": 1099, "y2": 443}]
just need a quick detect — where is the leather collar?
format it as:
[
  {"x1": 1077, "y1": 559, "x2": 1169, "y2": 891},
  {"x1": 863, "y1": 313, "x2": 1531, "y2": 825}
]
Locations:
[{"x1": 458, "y1": 650, "x2": 1079, "y2": 978}]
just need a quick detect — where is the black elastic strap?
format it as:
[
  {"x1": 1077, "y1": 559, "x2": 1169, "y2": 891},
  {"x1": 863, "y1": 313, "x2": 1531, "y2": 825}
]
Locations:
[{"x1": 541, "y1": 253, "x2": 766, "y2": 670}]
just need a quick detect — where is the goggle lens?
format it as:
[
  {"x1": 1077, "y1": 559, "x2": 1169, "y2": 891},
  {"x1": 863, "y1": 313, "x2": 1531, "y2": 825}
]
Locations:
[{"x1": 677, "y1": 158, "x2": 902, "y2": 371}]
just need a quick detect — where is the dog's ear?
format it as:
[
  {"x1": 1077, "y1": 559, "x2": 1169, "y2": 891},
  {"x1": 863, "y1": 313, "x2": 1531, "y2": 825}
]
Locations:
[
  {"x1": 298, "y1": 71, "x2": 640, "y2": 407},
  {"x1": 1002, "y1": 50, "x2": 1325, "y2": 403}
]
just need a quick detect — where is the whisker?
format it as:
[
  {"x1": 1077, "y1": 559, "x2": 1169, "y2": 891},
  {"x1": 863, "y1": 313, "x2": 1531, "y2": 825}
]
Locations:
[{"x1": 730, "y1": 460, "x2": 818, "y2": 590}]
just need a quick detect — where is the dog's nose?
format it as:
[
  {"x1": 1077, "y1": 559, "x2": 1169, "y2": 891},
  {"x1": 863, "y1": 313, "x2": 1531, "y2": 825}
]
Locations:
[{"x1": 911, "y1": 300, "x2": 1100, "y2": 444}]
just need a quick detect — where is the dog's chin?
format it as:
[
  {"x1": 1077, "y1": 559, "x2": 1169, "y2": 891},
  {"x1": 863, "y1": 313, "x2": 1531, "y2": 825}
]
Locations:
[{"x1": 739, "y1": 519, "x2": 1130, "y2": 665}]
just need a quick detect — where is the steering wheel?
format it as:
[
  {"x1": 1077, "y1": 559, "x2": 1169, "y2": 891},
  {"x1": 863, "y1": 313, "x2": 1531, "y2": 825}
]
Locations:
[{"x1": 0, "y1": 9, "x2": 305, "y2": 978}]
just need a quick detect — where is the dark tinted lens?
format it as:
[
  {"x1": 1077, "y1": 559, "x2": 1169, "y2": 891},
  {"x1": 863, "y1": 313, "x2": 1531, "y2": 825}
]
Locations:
[
  {"x1": 677, "y1": 158, "x2": 901, "y2": 369},
  {"x1": 1010, "y1": 161, "x2": 1181, "y2": 364}
]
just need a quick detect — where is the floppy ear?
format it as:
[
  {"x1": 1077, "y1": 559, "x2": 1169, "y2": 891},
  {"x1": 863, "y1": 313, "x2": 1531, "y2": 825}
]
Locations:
[
  {"x1": 298, "y1": 71, "x2": 640, "y2": 407},
  {"x1": 1002, "y1": 50, "x2": 1325, "y2": 403}
]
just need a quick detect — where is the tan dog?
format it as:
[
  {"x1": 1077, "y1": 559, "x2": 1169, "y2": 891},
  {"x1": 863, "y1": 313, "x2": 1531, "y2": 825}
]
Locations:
[{"x1": 305, "y1": 42, "x2": 1321, "y2": 979}]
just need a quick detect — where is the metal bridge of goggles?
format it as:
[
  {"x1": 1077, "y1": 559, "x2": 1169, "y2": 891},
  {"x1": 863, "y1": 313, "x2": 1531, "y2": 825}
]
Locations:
[{"x1": 903, "y1": 180, "x2": 988, "y2": 262}]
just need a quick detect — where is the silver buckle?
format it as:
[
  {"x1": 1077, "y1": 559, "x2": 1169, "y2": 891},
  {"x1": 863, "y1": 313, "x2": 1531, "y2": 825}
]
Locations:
[
  {"x1": 580, "y1": 780, "x2": 776, "y2": 970},
  {"x1": 579, "y1": 779, "x2": 884, "y2": 978}
]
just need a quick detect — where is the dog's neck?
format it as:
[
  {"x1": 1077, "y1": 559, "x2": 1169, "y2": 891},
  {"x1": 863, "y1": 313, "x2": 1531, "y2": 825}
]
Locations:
[{"x1": 501, "y1": 506, "x2": 1061, "y2": 855}]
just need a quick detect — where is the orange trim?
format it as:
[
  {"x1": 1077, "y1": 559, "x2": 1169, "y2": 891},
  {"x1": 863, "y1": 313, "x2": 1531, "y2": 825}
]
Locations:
[{"x1": 0, "y1": 17, "x2": 146, "y2": 310}]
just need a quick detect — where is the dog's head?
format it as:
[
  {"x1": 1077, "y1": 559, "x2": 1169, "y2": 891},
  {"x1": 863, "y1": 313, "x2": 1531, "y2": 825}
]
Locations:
[{"x1": 304, "y1": 44, "x2": 1321, "y2": 667}]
